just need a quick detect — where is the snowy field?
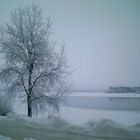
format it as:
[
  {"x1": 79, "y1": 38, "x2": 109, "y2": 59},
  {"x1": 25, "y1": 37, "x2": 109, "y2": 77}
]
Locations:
[
  {"x1": 0, "y1": 113, "x2": 140, "y2": 140},
  {"x1": 60, "y1": 106, "x2": 140, "y2": 126},
  {"x1": 0, "y1": 92, "x2": 140, "y2": 140}
]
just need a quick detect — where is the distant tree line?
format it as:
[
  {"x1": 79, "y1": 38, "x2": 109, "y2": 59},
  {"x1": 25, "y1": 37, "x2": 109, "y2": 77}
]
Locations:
[{"x1": 106, "y1": 86, "x2": 140, "y2": 93}]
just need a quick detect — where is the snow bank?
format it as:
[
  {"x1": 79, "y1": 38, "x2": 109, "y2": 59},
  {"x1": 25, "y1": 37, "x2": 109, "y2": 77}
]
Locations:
[
  {"x1": 5, "y1": 113, "x2": 84, "y2": 133},
  {"x1": 0, "y1": 113, "x2": 140, "y2": 139},
  {"x1": 0, "y1": 135, "x2": 12, "y2": 140},
  {"x1": 0, "y1": 136, "x2": 37, "y2": 140},
  {"x1": 24, "y1": 138, "x2": 37, "y2": 140},
  {"x1": 85, "y1": 119, "x2": 133, "y2": 137},
  {"x1": 86, "y1": 119, "x2": 140, "y2": 139},
  {"x1": 46, "y1": 115, "x2": 86, "y2": 134}
]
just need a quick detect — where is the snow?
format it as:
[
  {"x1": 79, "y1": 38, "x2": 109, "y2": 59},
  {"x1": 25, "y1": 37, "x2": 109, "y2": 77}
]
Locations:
[
  {"x1": 0, "y1": 113, "x2": 140, "y2": 140},
  {"x1": 70, "y1": 92, "x2": 140, "y2": 98},
  {"x1": 0, "y1": 136, "x2": 36, "y2": 140},
  {"x1": 3, "y1": 92, "x2": 140, "y2": 139},
  {"x1": 24, "y1": 138, "x2": 35, "y2": 140},
  {"x1": 0, "y1": 135, "x2": 12, "y2": 140},
  {"x1": 13, "y1": 93, "x2": 140, "y2": 125},
  {"x1": 14, "y1": 101, "x2": 140, "y2": 126},
  {"x1": 60, "y1": 106, "x2": 140, "y2": 125}
]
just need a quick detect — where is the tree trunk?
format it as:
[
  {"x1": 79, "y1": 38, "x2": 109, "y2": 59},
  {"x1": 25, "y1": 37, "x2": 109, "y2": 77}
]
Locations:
[
  {"x1": 27, "y1": 95, "x2": 32, "y2": 117},
  {"x1": 28, "y1": 62, "x2": 33, "y2": 117}
]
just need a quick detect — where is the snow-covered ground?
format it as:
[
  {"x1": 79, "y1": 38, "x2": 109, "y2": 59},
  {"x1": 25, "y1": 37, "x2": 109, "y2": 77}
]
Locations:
[
  {"x1": 1, "y1": 92, "x2": 140, "y2": 140},
  {"x1": 60, "y1": 106, "x2": 140, "y2": 125},
  {"x1": 0, "y1": 113, "x2": 140, "y2": 140}
]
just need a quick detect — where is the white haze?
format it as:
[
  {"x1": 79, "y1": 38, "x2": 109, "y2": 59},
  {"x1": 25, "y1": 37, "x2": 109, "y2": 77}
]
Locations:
[{"x1": 0, "y1": 0, "x2": 140, "y2": 90}]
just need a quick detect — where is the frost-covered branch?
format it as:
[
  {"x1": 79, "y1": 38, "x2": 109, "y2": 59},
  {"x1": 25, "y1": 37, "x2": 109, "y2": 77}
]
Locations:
[{"x1": 0, "y1": 5, "x2": 71, "y2": 117}]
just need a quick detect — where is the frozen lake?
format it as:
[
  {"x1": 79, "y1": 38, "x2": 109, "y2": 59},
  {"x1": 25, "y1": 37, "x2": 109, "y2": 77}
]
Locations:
[
  {"x1": 66, "y1": 92, "x2": 140, "y2": 110},
  {"x1": 14, "y1": 92, "x2": 140, "y2": 126},
  {"x1": 60, "y1": 92, "x2": 140, "y2": 125}
]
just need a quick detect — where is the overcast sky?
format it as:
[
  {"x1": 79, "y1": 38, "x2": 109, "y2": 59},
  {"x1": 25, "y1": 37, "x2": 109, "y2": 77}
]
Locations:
[{"x1": 0, "y1": 0, "x2": 140, "y2": 91}]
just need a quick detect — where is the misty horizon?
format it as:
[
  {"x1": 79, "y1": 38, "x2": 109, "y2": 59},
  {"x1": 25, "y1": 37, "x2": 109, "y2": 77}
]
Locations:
[{"x1": 0, "y1": 0, "x2": 140, "y2": 90}]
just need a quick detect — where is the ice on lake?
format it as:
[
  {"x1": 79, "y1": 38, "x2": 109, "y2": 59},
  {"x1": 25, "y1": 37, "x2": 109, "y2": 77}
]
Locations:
[
  {"x1": 14, "y1": 92, "x2": 140, "y2": 126},
  {"x1": 60, "y1": 106, "x2": 140, "y2": 125}
]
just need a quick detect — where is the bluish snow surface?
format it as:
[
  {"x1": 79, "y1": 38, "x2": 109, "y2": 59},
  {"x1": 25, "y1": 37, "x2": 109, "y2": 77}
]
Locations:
[{"x1": 0, "y1": 113, "x2": 140, "y2": 140}]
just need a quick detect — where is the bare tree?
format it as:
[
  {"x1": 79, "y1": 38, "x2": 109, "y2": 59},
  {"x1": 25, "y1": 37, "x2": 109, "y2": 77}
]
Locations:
[{"x1": 0, "y1": 5, "x2": 70, "y2": 117}]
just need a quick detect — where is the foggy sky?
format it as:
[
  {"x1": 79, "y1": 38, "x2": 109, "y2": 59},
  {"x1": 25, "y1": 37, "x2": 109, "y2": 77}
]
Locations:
[{"x1": 0, "y1": 0, "x2": 140, "y2": 91}]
